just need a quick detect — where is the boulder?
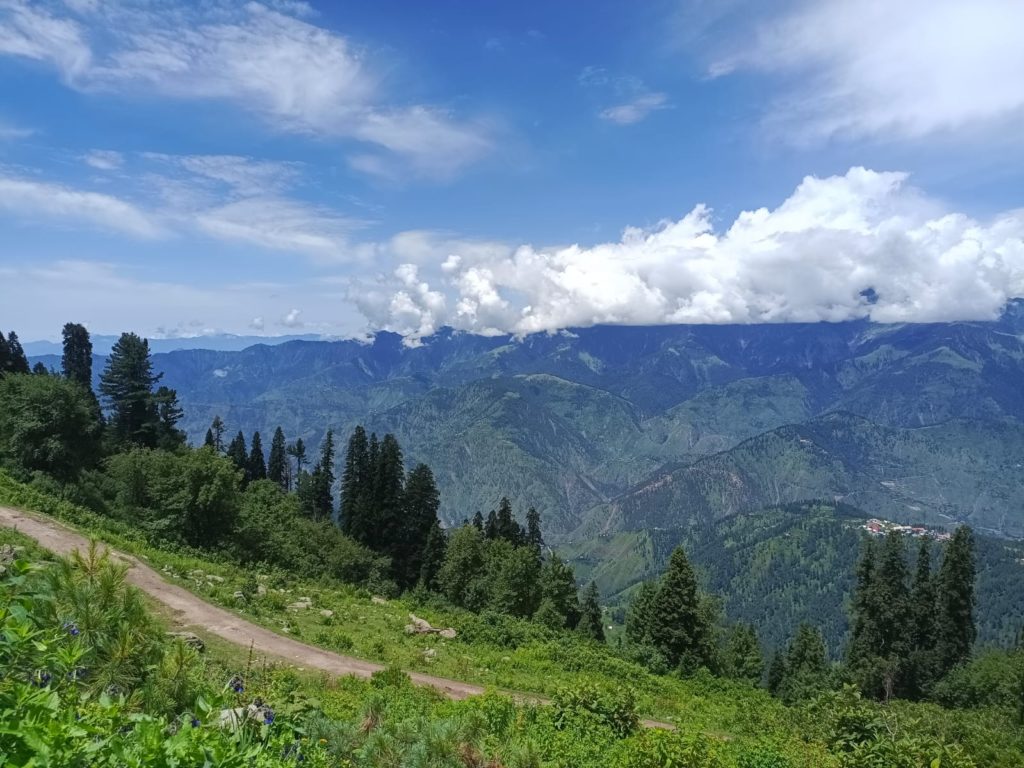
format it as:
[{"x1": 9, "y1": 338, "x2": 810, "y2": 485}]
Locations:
[
  {"x1": 287, "y1": 597, "x2": 313, "y2": 611},
  {"x1": 319, "y1": 609, "x2": 334, "y2": 618},
  {"x1": 167, "y1": 631, "x2": 205, "y2": 652},
  {"x1": 371, "y1": 596, "x2": 388, "y2": 605}
]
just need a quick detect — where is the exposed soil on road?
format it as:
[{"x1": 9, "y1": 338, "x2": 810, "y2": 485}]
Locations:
[{"x1": 0, "y1": 505, "x2": 673, "y2": 728}]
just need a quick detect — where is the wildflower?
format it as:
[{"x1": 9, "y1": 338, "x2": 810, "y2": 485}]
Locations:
[
  {"x1": 67, "y1": 667, "x2": 88, "y2": 681},
  {"x1": 263, "y1": 708, "x2": 275, "y2": 725},
  {"x1": 254, "y1": 697, "x2": 263, "y2": 707},
  {"x1": 228, "y1": 675, "x2": 244, "y2": 694},
  {"x1": 190, "y1": 716, "x2": 201, "y2": 728},
  {"x1": 31, "y1": 670, "x2": 52, "y2": 687},
  {"x1": 62, "y1": 621, "x2": 80, "y2": 637}
]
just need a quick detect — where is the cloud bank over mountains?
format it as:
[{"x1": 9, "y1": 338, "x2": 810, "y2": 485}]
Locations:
[{"x1": 354, "y1": 167, "x2": 1024, "y2": 342}]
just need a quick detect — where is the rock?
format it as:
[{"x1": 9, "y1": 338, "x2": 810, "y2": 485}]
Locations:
[
  {"x1": 232, "y1": 591, "x2": 246, "y2": 601},
  {"x1": 287, "y1": 597, "x2": 312, "y2": 611},
  {"x1": 190, "y1": 569, "x2": 205, "y2": 578},
  {"x1": 423, "y1": 648, "x2": 437, "y2": 660},
  {"x1": 218, "y1": 703, "x2": 272, "y2": 730},
  {"x1": 207, "y1": 575, "x2": 225, "y2": 584},
  {"x1": 439, "y1": 628, "x2": 457, "y2": 639},
  {"x1": 405, "y1": 613, "x2": 434, "y2": 634},
  {"x1": 257, "y1": 584, "x2": 268, "y2": 596},
  {"x1": 319, "y1": 609, "x2": 334, "y2": 618},
  {"x1": 167, "y1": 632, "x2": 205, "y2": 652},
  {"x1": 371, "y1": 596, "x2": 388, "y2": 605}
]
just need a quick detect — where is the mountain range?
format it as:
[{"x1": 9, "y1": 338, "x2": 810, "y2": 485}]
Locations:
[{"x1": 29, "y1": 304, "x2": 1024, "y2": 545}]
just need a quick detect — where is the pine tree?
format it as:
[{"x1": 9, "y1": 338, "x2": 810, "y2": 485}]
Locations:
[
  {"x1": 875, "y1": 531, "x2": 913, "y2": 699},
  {"x1": 418, "y1": 519, "x2": 447, "y2": 590},
  {"x1": 340, "y1": 426, "x2": 369, "y2": 538},
  {"x1": 908, "y1": 537, "x2": 938, "y2": 697},
  {"x1": 5, "y1": 332, "x2": 29, "y2": 374},
  {"x1": 61, "y1": 322, "x2": 93, "y2": 389},
  {"x1": 648, "y1": 545, "x2": 715, "y2": 673},
  {"x1": 724, "y1": 623, "x2": 764, "y2": 685},
  {"x1": 310, "y1": 429, "x2": 336, "y2": 522},
  {"x1": 484, "y1": 509, "x2": 499, "y2": 540},
  {"x1": 0, "y1": 330, "x2": 9, "y2": 375},
  {"x1": 471, "y1": 511, "x2": 485, "y2": 532},
  {"x1": 98, "y1": 332, "x2": 161, "y2": 448},
  {"x1": 367, "y1": 433, "x2": 403, "y2": 548},
  {"x1": 209, "y1": 415, "x2": 226, "y2": 452},
  {"x1": 398, "y1": 463, "x2": 441, "y2": 589},
  {"x1": 495, "y1": 497, "x2": 521, "y2": 544},
  {"x1": 781, "y1": 623, "x2": 829, "y2": 703},
  {"x1": 624, "y1": 580, "x2": 659, "y2": 646},
  {"x1": 204, "y1": 428, "x2": 215, "y2": 447},
  {"x1": 226, "y1": 431, "x2": 248, "y2": 477},
  {"x1": 576, "y1": 582, "x2": 605, "y2": 642},
  {"x1": 525, "y1": 507, "x2": 543, "y2": 552},
  {"x1": 288, "y1": 437, "x2": 306, "y2": 478},
  {"x1": 154, "y1": 385, "x2": 186, "y2": 449},
  {"x1": 766, "y1": 649, "x2": 788, "y2": 695},
  {"x1": 538, "y1": 553, "x2": 581, "y2": 629},
  {"x1": 248, "y1": 431, "x2": 267, "y2": 482},
  {"x1": 936, "y1": 526, "x2": 977, "y2": 676},
  {"x1": 267, "y1": 426, "x2": 288, "y2": 489},
  {"x1": 32, "y1": 362, "x2": 48, "y2": 375}
]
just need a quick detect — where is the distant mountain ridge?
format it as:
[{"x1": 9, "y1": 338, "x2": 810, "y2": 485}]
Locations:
[
  {"x1": 29, "y1": 308, "x2": 1024, "y2": 539},
  {"x1": 23, "y1": 333, "x2": 324, "y2": 356}
]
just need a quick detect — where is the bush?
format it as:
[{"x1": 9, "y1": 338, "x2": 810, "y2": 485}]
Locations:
[{"x1": 552, "y1": 683, "x2": 640, "y2": 738}]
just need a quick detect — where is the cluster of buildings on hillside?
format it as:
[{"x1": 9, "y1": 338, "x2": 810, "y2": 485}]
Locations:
[{"x1": 862, "y1": 518, "x2": 952, "y2": 541}]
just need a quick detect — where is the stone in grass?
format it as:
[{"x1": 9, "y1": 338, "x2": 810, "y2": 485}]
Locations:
[
  {"x1": 167, "y1": 632, "x2": 205, "y2": 653},
  {"x1": 371, "y1": 596, "x2": 388, "y2": 605},
  {"x1": 287, "y1": 597, "x2": 313, "y2": 611},
  {"x1": 319, "y1": 609, "x2": 334, "y2": 618}
]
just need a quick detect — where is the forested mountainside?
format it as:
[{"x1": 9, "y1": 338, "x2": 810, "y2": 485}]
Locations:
[
  {"x1": 30, "y1": 307, "x2": 1024, "y2": 536},
  {"x1": 563, "y1": 502, "x2": 1024, "y2": 653}
]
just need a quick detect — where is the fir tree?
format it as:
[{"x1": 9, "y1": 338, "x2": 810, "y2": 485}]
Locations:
[
  {"x1": 538, "y1": 553, "x2": 581, "y2": 629},
  {"x1": 484, "y1": 509, "x2": 499, "y2": 540},
  {"x1": 418, "y1": 519, "x2": 447, "y2": 590},
  {"x1": 340, "y1": 426, "x2": 369, "y2": 538},
  {"x1": 367, "y1": 433, "x2": 403, "y2": 549},
  {"x1": 248, "y1": 431, "x2": 267, "y2": 482},
  {"x1": 495, "y1": 497, "x2": 521, "y2": 544},
  {"x1": 624, "y1": 580, "x2": 659, "y2": 646},
  {"x1": 209, "y1": 415, "x2": 226, "y2": 452},
  {"x1": 61, "y1": 322, "x2": 93, "y2": 389},
  {"x1": 154, "y1": 386, "x2": 186, "y2": 449},
  {"x1": 98, "y1": 332, "x2": 161, "y2": 448},
  {"x1": 724, "y1": 623, "x2": 764, "y2": 685},
  {"x1": 908, "y1": 537, "x2": 938, "y2": 697},
  {"x1": 288, "y1": 437, "x2": 306, "y2": 477},
  {"x1": 5, "y1": 331, "x2": 29, "y2": 374},
  {"x1": 648, "y1": 545, "x2": 715, "y2": 673},
  {"x1": 398, "y1": 463, "x2": 441, "y2": 589},
  {"x1": 32, "y1": 362, "x2": 48, "y2": 375},
  {"x1": 268, "y1": 426, "x2": 288, "y2": 489},
  {"x1": 204, "y1": 428, "x2": 215, "y2": 447},
  {"x1": 781, "y1": 623, "x2": 829, "y2": 703},
  {"x1": 936, "y1": 526, "x2": 977, "y2": 676},
  {"x1": 576, "y1": 582, "x2": 605, "y2": 642},
  {"x1": 766, "y1": 649, "x2": 788, "y2": 695},
  {"x1": 525, "y1": 506, "x2": 543, "y2": 552},
  {"x1": 310, "y1": 429, "x2": 336, "y2": 522},
  {"x1": 847, "y1": 536, "x2": 879, "y2": 669},
  {"x1": 0, "y1": 330, "x2": 9, "y2": 375},
  {"x1": 226, "y1": 431, "x2": 248, "y2": 477},
  {"x1": 471, "y1": 511, "x2": 485, "y2": 532}
]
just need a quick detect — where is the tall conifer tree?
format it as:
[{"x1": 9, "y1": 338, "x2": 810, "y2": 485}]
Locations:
[
  {"x1": 248, "y1": 431, "x2": 267, "y2": 481},
  {"x1": 340, "y1": 426, "x2": 369, "y2": 537},
  {"x1": 98, "y1": 332, "x2": 161, "y2": 447},
  {"x1": 4, "y1": 332, "x2": 29, "y2": 374},
  {"x1": 936, "y1": 526, "x2": 977, "y2": 676},
  {"x1": 576, "y1": 582, "x2": 605, "y2": 642},
  {"x1": 267, "y1": 427, "x2": 287, "y2": 488},
  {"x1": 61, "y1": 322, "x2": 93, "y2": 390},
  {"x1": 648, "y1": 545, "x2": 715, "y2": 672},
  {"x1": 226, "y1": 431, "x2": 248, "y2": 475}
]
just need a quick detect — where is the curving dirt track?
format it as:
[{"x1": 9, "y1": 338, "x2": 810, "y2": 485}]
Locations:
[{"x1": 0, "y1": 505, "x2": 673, "y2": 728}]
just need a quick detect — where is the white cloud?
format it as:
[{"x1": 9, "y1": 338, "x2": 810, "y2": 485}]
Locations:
[
  {"x1": 600, "y1": 93, "x2": 668, "y2": 125},
  {"x1": 0, "y1": 120, "x2": 32, "y2": 140},
  {"x1": 353, "y1": 167, "x2": 1024, "y2": 341},
  {"x1": 712, "y1": 0, "x2": 1024, "y2": 141},
  {"x1": 0, "y1": 1, "x2": 491, "y2": 178},
  {"x1": 281, "y1": 308, "x2": 303, "y2": 328},
  {"x1": 83, "y1": 149, "x2": 123, "y2": 169},
  {"x1": 580, "y1": 66, "x2": 669, "y2": 125},
  {"x1": 0, "y1": 175, "x2": 161, "y2": 236},
  {"x1": 249, "y1": 316, "x2": 265, "y2": 331}
]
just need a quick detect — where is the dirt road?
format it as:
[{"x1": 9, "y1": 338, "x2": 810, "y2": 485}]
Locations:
[
  {"x1": 0, "y1": 505, "x2": 486, "y2": 700},
  {"x1": 0, "y1": 504, "x2": 674, "y2": 728}
]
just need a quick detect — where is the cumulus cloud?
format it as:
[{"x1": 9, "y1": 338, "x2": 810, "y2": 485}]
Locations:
[
  {"x1": 0, "y1": 1, "x2": 492, "y2": 177},
  {"x1": 600, "y1": 93, "x2": 668, "y2": 125},
  {"x1": 281, "y1": 308, "x2": 303, "y2": 328},
  {"x1": 0, "y1": 175, "x2": 161, "y2": 236},
  {"x1": 711, "y1": 0, "x2": 1024, "y2": 141},
  {"x1": 352, "y1": 167, "x2": 1024, "y2": 341}
]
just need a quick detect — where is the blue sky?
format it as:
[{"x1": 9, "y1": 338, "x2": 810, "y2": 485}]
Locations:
[{"x1": 1, "y1": 0, "x2": 1023, "y2": 342}]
